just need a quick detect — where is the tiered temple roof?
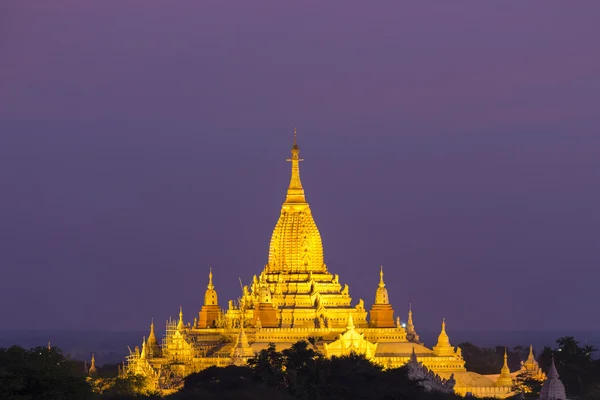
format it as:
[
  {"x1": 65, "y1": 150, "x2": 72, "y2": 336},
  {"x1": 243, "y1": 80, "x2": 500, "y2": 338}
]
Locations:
[{"x1": 122, "y1": 130, "x2": 516, "y2": 398}]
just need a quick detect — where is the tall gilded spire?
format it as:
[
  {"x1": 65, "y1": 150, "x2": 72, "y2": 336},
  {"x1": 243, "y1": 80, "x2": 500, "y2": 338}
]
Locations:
[
  {"x1": 147, "y1": 318, "x2": 161, "y2": 357},
  {"x1": 89, "y1": 353, "x2": 97, "y2": 375},
  {"x1": 208, "y1": 267, "x2": 214, "y2": 290},
  {"x1": 204, "y1": 268, "x2": 218, "y2": 306},
  {"x1": 267, "y1": 127, "x2": 325, "y2": 274},
  {"x1": 140, "y1": 337, "x2": 147, "y2": 359},
  {"x1": 374, "y1": 266, "x2": 390, "y2": 304},
  {"x1": 497, "y1": 347, "x2": 512, "y2": 387},
  {"x1": 285, "y1": 127, "x2": 306, "y2": 204},
  {"x1": 148, "y1": 319, "x2": 156, "y2": 347},
  {"x1": 177, "y1": 306, "x2": 185, "y2": 331},
  {"x1": 526, "y1": 344, "x2": 535, "y2": 363}
]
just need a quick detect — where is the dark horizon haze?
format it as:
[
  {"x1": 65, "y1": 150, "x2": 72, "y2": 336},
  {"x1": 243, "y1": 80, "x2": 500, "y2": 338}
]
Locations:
[{"x1": 1, "y1": 1, "x2": 599, "y2": 333}]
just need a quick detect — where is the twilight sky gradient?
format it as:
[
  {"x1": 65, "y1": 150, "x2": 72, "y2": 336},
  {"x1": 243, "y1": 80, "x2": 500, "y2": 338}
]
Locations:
[{"x1": 1, "y1": 1, "x2": 599, "y2": 332}]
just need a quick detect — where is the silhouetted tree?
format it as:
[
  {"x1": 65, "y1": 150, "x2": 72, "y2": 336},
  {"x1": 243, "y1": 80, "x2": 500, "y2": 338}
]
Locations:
[
  {"x1": 512, "y1": 370, "x2": 543, "y2": 399},
  {"x1": 539, "y1": 336, "x2": 598, "y2": 399},
  {"x1": 247, "y1": 343, "x2": 286, "y2": 388},
  {"x1": 0, "y1": 345, "x2": 94, "y2": 399}
]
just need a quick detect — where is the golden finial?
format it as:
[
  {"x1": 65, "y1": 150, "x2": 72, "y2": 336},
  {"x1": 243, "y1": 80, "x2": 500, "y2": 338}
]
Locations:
[
  {"x1": 379, "y1": 266, "x2": 385, "y2": 288},
  {"x1": 284, "y1": 127, "x2": 305, "y2": 204},
  {"x1": 497, "y1": 346, "x2": 512, "y2": 386},
  {"x1": 89, "y1": 353, "x2": 97, "y2": 374},
  {"x1": 293, "y1": 127, "x2": 297, "y2": 147},
  {"x1": 528, "y1": 344, "x2": 534, "y2": 359},
  {"x1": 149, "y1": 318, "x2": 156, "y2": 338},
  {"x1": 208, "y1": 267, "x2": 214, "y2": 290},
  {"x1": 177, "y1": 306, "x2": 185, "y2": 330}
]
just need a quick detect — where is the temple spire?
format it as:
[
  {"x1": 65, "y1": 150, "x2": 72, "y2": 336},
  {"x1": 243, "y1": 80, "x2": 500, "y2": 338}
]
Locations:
[
  {"x1": 177, "y1": 306, "x2": 185, "y2": 331},
  {"x1": 496, "y1": 347, "x2": 513, "y2": 387},
  {"x1": 433, "y1": 318, "x2": 454, "y2": 356},
  {"x1": 346, "y1": 313, "x2": 355, "y2": 330},
  {"x1": 374, "y1": 266, "x2": 390, "y2": 305},
  {"x1": 231, "y1": 324, "x2": 254, "y2": 364},
  {"x1": 526, "y1": 344, "x2": 535, "y2": 362},
  {"x1": 147, "y1": 318, "x2": 161, "y2": 357},
  {"x1": 89, "y1": 353, "x2": 97, "y2": 375},
  {"x1": 409, "y1": 346, "x2": 418, "y2": 364},
  {"x1": 547, "y1": 357, "x2": 559, "y2": 379},
  {"x1": 539, "y1": 356, "x2": 566, "y2": 400},
  {"x1": 406, "y1": 303, "x2": 420, "y2": 343},
  {"x1": 140, "y1": 337, "x2": 147, "y2": 359},
  {"x1": 208, "y1": 267, "x2": 214, "y2": 290},
  {"x1": 285, "y1": 128, "x2": 306, "y2": 204}
]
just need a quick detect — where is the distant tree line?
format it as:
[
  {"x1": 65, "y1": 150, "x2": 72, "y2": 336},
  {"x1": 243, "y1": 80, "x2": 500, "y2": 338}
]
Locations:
[{"x1": 1, "y1": 336, "x2": 599, "y2": 400}]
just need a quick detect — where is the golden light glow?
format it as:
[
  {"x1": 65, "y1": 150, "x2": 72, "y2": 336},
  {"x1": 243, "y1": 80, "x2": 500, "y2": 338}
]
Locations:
[{"x1": 122, "y1": 129, "x2": 518, "y2": 398}]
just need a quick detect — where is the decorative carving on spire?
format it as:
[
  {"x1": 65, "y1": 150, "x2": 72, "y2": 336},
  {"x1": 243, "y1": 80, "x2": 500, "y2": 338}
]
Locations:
[
  {"x1": 285, "y1": 127, "x2": 306, "y2": 204},
  {"x1": 204, "y1": 268, "x2": 218, "y2": 306},
  {"x1": 208, "y1": 267, "x2": 214, "y2": 290},
  {"x1": 374, "y1": 266, "x2": 390, "y2": 305},
  {"x1": 266, "y1": 129, "x2": 326, "y2": 274},
  {"x1": 177, "y1": 306, "x2": 185, "y2": 331}
]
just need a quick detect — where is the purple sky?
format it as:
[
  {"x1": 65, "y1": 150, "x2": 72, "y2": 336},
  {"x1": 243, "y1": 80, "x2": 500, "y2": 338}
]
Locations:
[{"x1": 1, "y1": 1, "x2": 599, "y2": 333}]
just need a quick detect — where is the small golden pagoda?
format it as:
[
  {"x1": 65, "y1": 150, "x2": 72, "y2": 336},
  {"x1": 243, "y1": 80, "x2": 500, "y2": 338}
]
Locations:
[
  {"x1": 496, "y1": 348, "x2": 513, "y2": 387},
  {"x1": 122, "y1": 130, "x2": 515, "y2": 398}
]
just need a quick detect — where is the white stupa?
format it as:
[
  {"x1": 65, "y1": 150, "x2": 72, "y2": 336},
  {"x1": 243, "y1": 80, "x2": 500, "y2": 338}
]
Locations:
[{"x1": 539, "y1": 357, "x2": 567, "y2": 400}]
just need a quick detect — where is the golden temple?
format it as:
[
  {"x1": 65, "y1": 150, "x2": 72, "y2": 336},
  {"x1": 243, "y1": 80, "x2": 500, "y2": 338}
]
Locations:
[{"x1": 123, "y1": 130, "x2": 543, "y2": 397}]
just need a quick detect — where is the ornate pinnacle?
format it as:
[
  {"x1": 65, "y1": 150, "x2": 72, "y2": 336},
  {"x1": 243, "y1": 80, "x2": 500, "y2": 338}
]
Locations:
[
  {"x1": 379, "y1": 266, "x2": 385, "y2": 288},
  {"x1": 285, "y1": 128, "x2": 306, "y2": 204},
  {"x1": 177, "y1": 306, "x2": 185, "y2": 330},
  {"x1": 346, "y1": 313, "x2": 355, "y2": 330},
  {"x1": 208, "y1": 267, "x2": 214, "y2": 290},
  {"x1": 293, "y1": 127, "x2": 297, "y2": 147}
]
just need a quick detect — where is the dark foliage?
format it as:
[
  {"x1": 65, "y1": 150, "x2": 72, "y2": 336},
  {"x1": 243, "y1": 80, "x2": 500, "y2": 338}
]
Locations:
[
  {"x1": 176, "y1": 340, "x2": 460, "y2": 400},
  {"x1": 538, "y1": 336, "x2": 598, "y2": 399},
  {"x1": 0, "y1": 345, "x2": 94, "y2": 400},
  {"x1": 458, "y1": 342, "x2": 524, "y2": 375}
]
